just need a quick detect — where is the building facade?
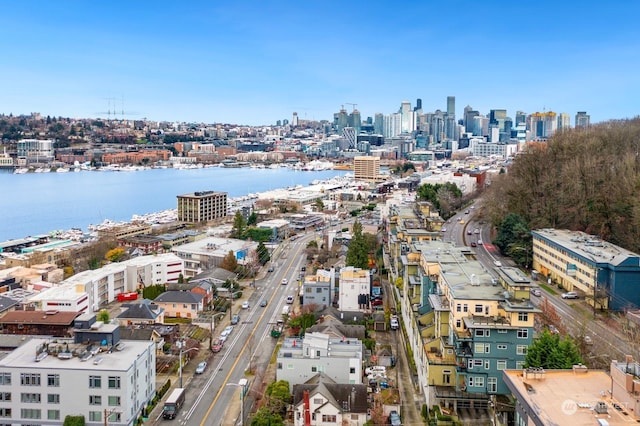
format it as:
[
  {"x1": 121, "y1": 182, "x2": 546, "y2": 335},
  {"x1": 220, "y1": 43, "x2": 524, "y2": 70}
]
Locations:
[
  {"x1": 338, "y1": 267, "x2": 370, "y2": 312},
  {"x1": 353, "y1": 156, "x2": 380, "y2": 182},
  {"x1": 177, "y1": 191, "x2": 227, "y2": 223},
  {"x1": 0, "y1": 337, "x2": 155, "y2": 426}
]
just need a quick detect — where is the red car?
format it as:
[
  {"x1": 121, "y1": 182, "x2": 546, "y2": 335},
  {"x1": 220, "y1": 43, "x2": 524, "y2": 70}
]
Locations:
[
  {"x1": 372, "y1": 299, "x2": 384, "y2": 306},
  {"x1": 211, "y1": 339, "x2": 224, "y2": 353}
]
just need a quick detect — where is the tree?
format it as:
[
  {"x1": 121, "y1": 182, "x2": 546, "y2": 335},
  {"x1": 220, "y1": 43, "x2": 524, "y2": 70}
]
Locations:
[
  {"x1": 63, "y1": 415, "x2": 86, "y2": 426},
  {"x1": 256, "y1": 242, "x2": 270, "y2": 265},
  {"x1": 251, "y1": 407, "x2": 284, "y2": 426},
  {"x1": 231, "y1": 211, "x2": 247, "y2": 239},
  {"x1": 247, "y1": 211, "x2": 258, "y2": 226},
  {"x1": 264, "y1": 380, "x2": 291, "y2": 415},
  {"x1": 314, "y1": 198, "x2": 324, "y2": 212},
  {"x1": 245, "y1": 227, "x2": 273, "y2": 242},
  {"x1": 525, "y1": 330, "x2": 583, "y2": 369},
  {"x1": 97, "y1": 310, "x2": 109, "y2": 323},
  {"x1": 220, "y1": 250, "x2": 239, "y2": 272},
  {"x1": 105, "y1": 247, "x2": 126, "y2": 262},
  {"x1": 494, "y1": 213, "x2": 532, "y2": 267},
  {"x1": 346, "y1": 221, "x2": 369, "y2": 269}
]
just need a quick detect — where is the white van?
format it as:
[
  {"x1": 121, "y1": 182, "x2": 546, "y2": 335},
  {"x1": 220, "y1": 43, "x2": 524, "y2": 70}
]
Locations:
[{"x1": 282, "y1": 306, "x2": 290, "y2": 316}]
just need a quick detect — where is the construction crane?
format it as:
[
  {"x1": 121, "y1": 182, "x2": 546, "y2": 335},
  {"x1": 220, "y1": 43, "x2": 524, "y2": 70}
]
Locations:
[{"x1": 346, "y1": 103, "x2": 358, "y2": 112}]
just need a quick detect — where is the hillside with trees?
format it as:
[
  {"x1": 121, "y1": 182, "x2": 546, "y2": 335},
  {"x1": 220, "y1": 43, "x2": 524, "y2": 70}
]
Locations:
[{"x1": 483, "y1": 118, "x2": 640, "y2": 253}]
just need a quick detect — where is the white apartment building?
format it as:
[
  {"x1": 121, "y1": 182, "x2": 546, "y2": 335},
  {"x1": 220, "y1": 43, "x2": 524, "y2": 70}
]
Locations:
[
  {"x1": 0, "y1": 338, "x2": 156, "y2": 426},
  {"x1": 338, "y1": 267, "x2": 370, "y2": 312},
  {"x1": 16, "y1": 139, "x2": 55, "y2": 164},
  {"x1": 28, "y1": 253, "x2": 184, "y2": 312}
]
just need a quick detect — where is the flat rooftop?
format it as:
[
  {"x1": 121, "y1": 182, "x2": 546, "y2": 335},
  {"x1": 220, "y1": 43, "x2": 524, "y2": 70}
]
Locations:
[
  {"x1": 504, "y1": 368, "x2": 637, "y2": 425},
  {"x1": 533, "y1": 229, "x2": 640, "y2": 267},
  {"x1": 0, "y1": 337, "x2": 154, "y2": 372}
]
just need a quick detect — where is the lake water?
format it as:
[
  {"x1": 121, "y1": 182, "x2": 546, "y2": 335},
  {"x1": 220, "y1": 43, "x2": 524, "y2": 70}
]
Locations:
[{"x1": 0, "y1": 167, "x2": 349, "y2": 242}]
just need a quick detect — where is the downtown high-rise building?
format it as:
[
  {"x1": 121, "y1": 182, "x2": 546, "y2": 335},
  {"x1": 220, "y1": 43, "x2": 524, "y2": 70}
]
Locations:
[
  {"x1": 292, "y1": 112, "x2": 299, "y2": 126},
  {"x1": 515, "y1": 111, "x2": 527, "y2": 127},
  {"x1": 557, "y1": 113, "x2": 571, "y2": 131},
  {"x1": 374, "y1": 113, "x2": 384, "y2": 135},
  {"x1": 447, "y1": 96, "x2": 455, "y2": 117},
  {"x1": 463, "y1": 106, "x2": 479, "y2": 133},
  {"x1": 399, "y1": 101, "x2": 415, "y2": 133},
  {"x1": 349, "y1": 109, "x2": 362, "y2": 134},
  {"x1": 528, "y1": 112, "x2": 558, "y2": 138},
  {"x1": 575, "y1": 111, "x2": 590, "y2": 128}
]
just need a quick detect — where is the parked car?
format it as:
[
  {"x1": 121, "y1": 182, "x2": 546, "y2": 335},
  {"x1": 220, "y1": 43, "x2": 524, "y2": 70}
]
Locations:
[
  {"x1": 267, "y1": 266, "x2": 274, "y2": 272},
  {"x1": 195, "y1": 361, "x2": 207, "y2": 374},
  {"x1": 301, "y1": 266, "x2": 306, "y2": 271},
  {"x1": 530, "y1": 288, "x2": 542, "y2": 297},
  {"x1": 286, "y1": 295, "x2": 294, "y2": 304},
  {"x1": 372, "y1": 298, "x2": 384, "y2": 306},
  {"x1": 390, "y1": 315, "x2": 399, "y2": 330},
  {"x1": 231, "y1": 314, "x2": 240, "y2": 325},
  {"x1": 211, "y1": 339, "x2": 224, "y2": 352},
  {"x1": 441, "y1": 228, "x2": 447, "y2": 233},
  {"x1": 548, "y1": 325, "x2": 560, "y2": 334},
  {"x1": 465, "y1": 210, "x2": 470, "y2": 214},
  {"x1": 493, "y1": 260, "x2": 503, "y2": 267},
  {"x1": 365, "y1": 365, "x2": 387, "y2": 375},
  {"x1": 389, "y1": 410, "x2": 401, "y2": 426},
  {"x1": 281, "y1": 278, "x2": 288, "y2": 285},
  {"x1": 241, "y1": 301, "x2": 250, "y2": 309},
  {"x1": 562, "y1": 291, "x2": 579, "y2": 299},
  {"x1": 221, "y1": 325, "x2": 234, "y2": 337},
  {"x1": 260, "y1": 299, "x2": 267, "y2": 307},
  {"x1": 584, "y1": 335, "x2": 593, "y2": 345}
]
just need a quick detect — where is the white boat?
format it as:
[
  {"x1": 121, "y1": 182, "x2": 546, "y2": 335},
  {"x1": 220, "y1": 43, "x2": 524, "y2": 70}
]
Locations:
[
  {"x1": 56, "y1": 167, "x2": 70, "y2": 173},
  {"x1": 13, "y1": 167, "x2": 28, "y2": 174}
]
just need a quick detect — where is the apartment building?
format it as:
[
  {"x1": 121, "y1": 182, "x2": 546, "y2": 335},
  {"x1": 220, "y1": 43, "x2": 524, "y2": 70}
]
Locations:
[
  {"x1": 353, "y1": 156, "x2": 380, "y2": 182},
  {"x1": 176, "y1": 191, "x2": 227, "y2": 223},
  {"x1": 0, "y1": 333, "x2": 155, "y2": 425},
  {"x1": 531, "y1": 229, "x2": 640, "y2": 311},
  {"x1": 302, "y1": 269, "x2": 334, "y2": 311},
  {"x1": 171, "y1": 236, "x2": 257, "y2": 277},
  {"x1": 338, "y1": 267, "x2": 370, "y2": 312},
  {"x1": 276, "y1": 332, "x2": 363, "y2": 392}
]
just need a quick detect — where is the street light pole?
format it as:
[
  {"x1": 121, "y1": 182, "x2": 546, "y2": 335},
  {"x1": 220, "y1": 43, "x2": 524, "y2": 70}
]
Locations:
[{"x1": 177, "y1": 341, "x2": 198, "y2": 388}]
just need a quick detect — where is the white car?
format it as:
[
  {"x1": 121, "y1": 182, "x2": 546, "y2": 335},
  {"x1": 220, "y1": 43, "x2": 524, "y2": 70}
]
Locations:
[
  {"x1": 241, "y1": 301, "x2": 250, "y2": 309},
  {"x1": 286, "y1": 295, "x2": 294, "y2": 304},
  {"x1": 281, "y1": 278, "x2": 288, "y2": 285},
  {"x1": 221, "y1": 325, "x2": 234, "y2": 337},
  {"x1": 494, "y1": 260, "x2": 502, "y2": 267},
  {"x1": 195, "y1": 361, "x2": 207, "y2": 374},
  {"x1": 365, "y1": 366, "x2": 387, "y2": 375}
]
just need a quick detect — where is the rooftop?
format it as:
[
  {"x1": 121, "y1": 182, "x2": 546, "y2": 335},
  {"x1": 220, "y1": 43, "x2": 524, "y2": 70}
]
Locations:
[
  {"x1": 504, "y1": 367, "x2": 636, "y2": 425},
  {"x1": 533, "y1": 229, "x2": 640, "y2": 267}
]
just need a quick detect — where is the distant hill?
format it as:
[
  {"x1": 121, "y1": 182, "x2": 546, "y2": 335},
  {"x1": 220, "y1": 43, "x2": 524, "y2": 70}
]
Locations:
[{"x1": 483, "y1": 117, "x2": 640, "y2": 253}]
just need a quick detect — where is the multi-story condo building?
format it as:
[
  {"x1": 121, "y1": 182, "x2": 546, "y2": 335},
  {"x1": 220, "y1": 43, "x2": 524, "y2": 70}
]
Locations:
[
  {"x1": 527, "y1": 112, "x2": 558, "y2": 139},
  {"x1": 176, "y1": 191, "x2": 227, "y2": 223},
  {"x1": 16, "y1": 139, "x2": 55, "y2": 164},
  {"x1": 575, "y1": 111, "x2": 590, "y2": 128},
  {"x1": 0, "y1": 318, "x2": 155, "y2": 426},
  {"x1": 338, "y1": 267, "x2": 370, "y2": 312},
  {"x1": 353, "y1": 156, "x2": 380, "y2": 182},
  {"x1": 171, "y1": 236, "x2": 257, "y2": 277},
  {"x1": 531, "y1": 229, "x2": 640, "y2": 311},
  {"x1": 276, "y1": 332, "x2": 363, "y2": 392},
  {"x1": 302, "y1": 268, "x2": 334, "y2": 311}
]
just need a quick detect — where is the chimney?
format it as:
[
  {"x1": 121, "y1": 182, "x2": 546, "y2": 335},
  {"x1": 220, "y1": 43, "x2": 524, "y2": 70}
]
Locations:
[{"x1": 304, "y1": 390, "x2": 311, "y2": 426}]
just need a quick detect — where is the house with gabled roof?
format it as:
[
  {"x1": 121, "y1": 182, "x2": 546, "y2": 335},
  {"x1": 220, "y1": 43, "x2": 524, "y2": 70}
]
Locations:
[
  {"x1": 292, "y1": 373, "x2": 368, "y2": 426},
  {"x1": 116, "y1": 299, "x2": 165, "y2": 325},
  {"x1": 153, "y1": 291, "x2": 204, "y2": 319}
]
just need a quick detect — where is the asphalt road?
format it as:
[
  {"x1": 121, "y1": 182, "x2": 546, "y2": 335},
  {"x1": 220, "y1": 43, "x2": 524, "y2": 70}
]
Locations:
[{"x1": 150, "y1": 234, "x2": 311, "y2": 426}]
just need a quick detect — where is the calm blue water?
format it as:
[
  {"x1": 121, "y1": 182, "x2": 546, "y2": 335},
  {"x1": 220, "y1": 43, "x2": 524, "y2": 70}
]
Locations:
[{"x1": 0, "y1": 167, "x2": 348, "y2": 241}]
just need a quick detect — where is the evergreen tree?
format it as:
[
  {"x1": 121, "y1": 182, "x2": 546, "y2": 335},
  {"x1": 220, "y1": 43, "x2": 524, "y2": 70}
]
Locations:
[
  {"x1": 525, "y1": 329, "x2": 583, "y2": 369},
  {"x1": 231, "y1": 211, "x2": 247, "y2": 239},
  {"x1": 346, "y1": 221, "x2": 369, "y2": 269},
  {"x1": 256, "y1": 242, "x2": 270, "y2": 265}
]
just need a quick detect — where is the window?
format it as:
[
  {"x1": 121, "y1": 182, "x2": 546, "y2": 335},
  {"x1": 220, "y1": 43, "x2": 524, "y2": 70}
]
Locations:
[
  {"x1": 277, "y1": 363, "x2": 282, "y2": 369},
  {"x1": 474, "y1": 377, "x2": 484, "y2": 387},
  {"x1": 311, "y1": 366, "x2": 317, "y2": 372},
  {"x1": 0, "y1": 373, "x2": 10, "y2": 385},
  {"x1": 313, "y1": 398, "x2": 323, "y2": 405},
  {"x1": 316, "y1": 350, "x2": 320, "y2": 357},
  {"x1": 487, "y1": 377, "x2": 498, "y2": 393},
  {"x1": 47, "y1": 374, "x2": 60, "y2": 387},
  {"x1": 20, "y1": 393, "x2": 41, "y2": 403},
  {"x1": 455, "y1": 320, "x2": 461, "y2": 328},
  {"x1": 108, "y1": 413, "x2": 121, "y2": 423},
  {"x1": 48, "y1": 394, "x2": 60, "y2": 404},
  {"x1": 0, "y1": 393, "x2": 9, "y2": 402},
  {"x1": 463, "y1": 304, "x2": 468, "y2": 312},
  {"x1": 20, "y1": 373, "x2": 41, "y2": 386},
  {"x1": 475, "y1": 304, "x2": 483, "y2": 313},
  {"x1": 89, "y1": 411, "x2": 102, "y2": 422},
  {"x1": 474, "y1": 343, "x2": 490, "y2": 353},
  {"x1": 515, "y1": 361, "x2": 524, "y2": 369},
  {"x1": 322, "y1": 415, "x2": 337, "y2": 422},
  {"x1": 0, "y1": 408, "x2": 10, "y2": 418},
  {"x1": 108, "y1": 376, "x2": 121, "y2": 389},
  {"x1": 517, "y1": 329, "x2": 529, "y2": 339},
  {"x1": 442, "y1": 370, "x2": 451, "y2": 384},
  {"x1": 47, "y1": 410, "x2": 60, "y2": 420},
  {"x1": 456, "y1": 304, "x2": 461, "y2": 312},
  {"x1": 473, "y1": 359, "x2": 483, "y2": 367},
  {"x1": 89, "y1": 376, "x2": 101, "y2": 388},
  {"x1": 475, "y1": 329, "x2": 490, "y2": 338},
  {"x1": 497, "y1": 344, "x2": 507, "y2": 350},
  {"x1": 89, "y1": 395, "x2": 102, "y2": 405},
  {"x1": 497, "y1": 329, "x2": 507, "y2": 334},
  {"x1": 518, "y1": 312, "x2": 529, "y2": 322},
  {"x1": 108, "y1": 396, "x2": 121, "y2": 406},
  {"x1": 485, "y1": 360, "x2": 490, "y2": 369},
  {"x1": 497, "y1": 360, "x2": 507, "y2": 370},
  {"x1": 516, "y1": 345, "x2": 528, "y2": 355},
  {"x1": 20, "y1": 409, "x2": 41, "y2": 419},
  {"x1": 306, "y1": 287, "x2": 312, "y2": 293},
  {"x1": 350, "y1": 367, "x2": 356, "y2": 374}
]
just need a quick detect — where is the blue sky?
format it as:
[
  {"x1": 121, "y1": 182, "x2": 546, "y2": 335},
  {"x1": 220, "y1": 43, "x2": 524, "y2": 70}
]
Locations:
[{"x1": 1, "y1": 1, "x2": 639, "y2": 125}]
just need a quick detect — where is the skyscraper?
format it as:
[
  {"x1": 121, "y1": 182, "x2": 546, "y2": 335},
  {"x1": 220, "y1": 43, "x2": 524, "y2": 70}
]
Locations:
[
  {"x1": 557, "y1": 113, "x2": 571, "y2": 131},
  {"x1": 447, "y1": 96, "x2": 455, "y2": 117},
  {"x1": 489, "y1": 109, "x2": 507, "y2": 132},
  {"x1": 374, "y1": 113, "x2": 384, "y2": 135},
  {"x1": 528, "y1": 112, "x2": 558, "y2": 138},
  {"x1": 400, "y1": 101, "x2": 415, "y2": 133},
  {"x1": 575, "y1": 111, "x2": 590, "y2": 128},
  {"x1": 515, "y1": 111, "x2": 527, "y2": 127},
  {"x1": 415, "y1": 98, "x2": 422, "y2": 112},
  {"x1": 292, "y1": 112, "x2": 299, "y2": 127},
  {"x1": 349, "y1": 109, "x2": 362, "y2": 134},
  {"x1": 463, "y1": 106, "x2": 479, "y2": 133}
]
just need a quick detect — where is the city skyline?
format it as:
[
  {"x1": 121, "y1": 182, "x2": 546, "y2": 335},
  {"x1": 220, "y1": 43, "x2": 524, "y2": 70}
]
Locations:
[{"x1": 1, "y1": 1, "x2": 639, "y2": 125}]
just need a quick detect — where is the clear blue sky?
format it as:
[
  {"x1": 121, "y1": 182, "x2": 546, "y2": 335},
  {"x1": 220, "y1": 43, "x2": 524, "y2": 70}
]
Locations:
[{"x1": 2, "y1": 1, "x2": 639, "y2": 125}]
